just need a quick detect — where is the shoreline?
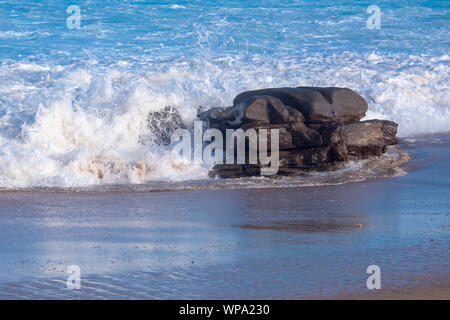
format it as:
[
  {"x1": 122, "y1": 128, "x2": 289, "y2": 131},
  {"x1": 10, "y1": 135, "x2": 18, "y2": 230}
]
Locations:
[
  {"x1": 1, "y1": 132, "x2": 449, "y2": 194},
  {"x1": 0, "y1": 145, "x2": 411, "y2": 194},
  {"x1": 0, "y1": 134, "x2": 448, "y2": 299}
]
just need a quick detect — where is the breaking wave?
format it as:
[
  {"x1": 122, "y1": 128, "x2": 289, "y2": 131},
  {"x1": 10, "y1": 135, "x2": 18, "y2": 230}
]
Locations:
[{"x1": 1, "y1": 52, "x2": 447, "y2": 188}]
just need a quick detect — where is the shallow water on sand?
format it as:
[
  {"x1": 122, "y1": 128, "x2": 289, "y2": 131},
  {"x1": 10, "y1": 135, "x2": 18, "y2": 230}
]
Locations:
[{"x1": 0, "y1": 136, "x2": 448, "y2": 299}]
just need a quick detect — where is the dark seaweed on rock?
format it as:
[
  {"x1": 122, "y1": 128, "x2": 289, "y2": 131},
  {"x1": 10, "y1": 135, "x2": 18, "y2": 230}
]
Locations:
[{"x1": 198, "y1": 86, "x2": 399, "y2": 178}]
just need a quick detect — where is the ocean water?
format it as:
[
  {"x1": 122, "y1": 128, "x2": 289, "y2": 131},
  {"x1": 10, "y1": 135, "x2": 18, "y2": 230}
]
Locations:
[{"x1": 0, "y1": 0, "x2": 449, "y2": 188}]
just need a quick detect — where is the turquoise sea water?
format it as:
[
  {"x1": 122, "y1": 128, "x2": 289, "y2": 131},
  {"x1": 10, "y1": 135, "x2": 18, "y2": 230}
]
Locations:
[
  {"x1": 0, "y1": 1, "x2": 449, "y2": 187},
  {"x1": 2, "y1": 1, "x2": 449, "y2": 59}
]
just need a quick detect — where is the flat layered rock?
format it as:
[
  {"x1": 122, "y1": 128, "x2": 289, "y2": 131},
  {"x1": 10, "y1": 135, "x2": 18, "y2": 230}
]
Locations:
[
  {"x1": 240, "y1": 122, "x2": 322, "y2": 150},
  {"x1": 319, "y1": 120, "x2": 398, "y2": 158},
  {"x1": 240, "y1": 123, "x2": 294, "y2": 150},
  {"x1": 344, "y1": 120, "x2": 398, "y2": 146},
  {"x1": 279, "y1": 147, "x2": 334, "y2": 168},
  {"x1": 197, "y1": 86, "x2": 399, "y2": 178},
  {"x1": 210, "y1": 147, "x2": 337, "y2": 178}
]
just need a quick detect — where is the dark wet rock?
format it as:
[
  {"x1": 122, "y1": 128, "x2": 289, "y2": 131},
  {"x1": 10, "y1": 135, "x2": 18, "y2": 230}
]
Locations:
[
  {"x1": 198, "y1": 106, "x2": 235, "y2": 132},
  {"x1": 197, "y1": 106, "x2": 234, "y2": 122},
  {"x1": 285, "y1": 105, "x2": 306, "y2": 123},
  {"x1": 328, "y1": 142, "x2": 349, "y2": 161},
  {"x1": 199, "y1": 96, "x2": 307, "y2": 130},
  {"x1": 319, "y1": 120, "x2": 398, "y2": 159},
  {"x1": 199, "y1": 86, "x2": 398, "y2": 178},
  {"x1": 289, "y1": 122, "x2": 323, "y2": 148},
  {"x1": 240, "y1": 123, "x2": 294, "y2": 150},
  {"x1": 233, "y1": 87, "x2": 368, "y2": 124},
  {"x1": 234, "y1": 96, "x2": 273, "y2": 124},
  {"x1": 345, "y1": 120, "x2": 398, "y2": 147},
  {"x1": 208, "y1": 164, "x2": 243, "y2": 178},
  {"x1": 147, "y1": 106, "x2": 185, "y2": 146},
  {"x1": 239, "y1": 122, "x2": 322, "y2": 150},
  {"x1": 278, "y1": 147, "x2": 334, "y2": 168},
  {"x1": 347, "y1": 144, "x2": 386, "y2": 158},
  {"x1": 210, "y1": 147, "x2": 336, "y2": 178}
]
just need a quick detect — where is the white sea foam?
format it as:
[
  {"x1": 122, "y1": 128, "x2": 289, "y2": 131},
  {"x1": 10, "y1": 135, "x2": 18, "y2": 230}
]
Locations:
[
  {"x1": 0, "y1": 52, "x2": 448, "y2": 188},
  {"x1": 0, "y1": 31, "x2": 37, "y2": 39},
  {"x1": 169, "y1": 4, "x2": 186, "y2": 9}
]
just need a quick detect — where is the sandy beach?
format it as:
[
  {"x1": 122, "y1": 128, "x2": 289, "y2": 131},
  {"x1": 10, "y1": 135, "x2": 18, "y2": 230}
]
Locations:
[
  {"x1": 0, "y1": 135, "x2": 448, "y2": 299},
  {"x1": 337, "y1": 277, "x2": 450, "y2": 300}
]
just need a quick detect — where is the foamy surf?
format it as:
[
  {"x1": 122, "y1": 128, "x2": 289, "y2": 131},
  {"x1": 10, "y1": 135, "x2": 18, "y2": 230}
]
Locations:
[
  {"x1": 0, "y1": 52, "x2": 447, "y2": 188},
  {"x1": 0, "y1": 145, "x2": 411, "y2": 192}
]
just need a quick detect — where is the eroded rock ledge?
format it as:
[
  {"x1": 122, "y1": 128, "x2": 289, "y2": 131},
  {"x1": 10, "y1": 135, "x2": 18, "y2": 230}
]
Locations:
[{"x1": 198, "y1": 86, "x2": 399, "y2": 178}]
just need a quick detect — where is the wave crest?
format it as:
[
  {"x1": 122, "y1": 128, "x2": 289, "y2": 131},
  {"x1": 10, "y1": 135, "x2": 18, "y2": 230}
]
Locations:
[{"x1": 0, "y1": 52, "x2": 447, "y2": 187}]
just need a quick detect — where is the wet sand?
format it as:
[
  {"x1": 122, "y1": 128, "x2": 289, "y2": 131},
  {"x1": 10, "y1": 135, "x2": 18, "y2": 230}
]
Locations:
[
  {"x1": 0, "y1": 135, "x2": 448, "y2": 299},
  {"x1": 336, "y1": 276, "x2": 450, "y2": 300}
]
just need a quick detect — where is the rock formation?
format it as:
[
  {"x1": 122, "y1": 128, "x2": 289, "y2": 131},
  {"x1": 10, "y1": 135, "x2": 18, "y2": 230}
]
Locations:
[
  {"x1": 198, "y1": 86, "x2": 399, "y2": 178},
  {"x1": 147, "y1": 106, "x2": 185, "y2": 146}
]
